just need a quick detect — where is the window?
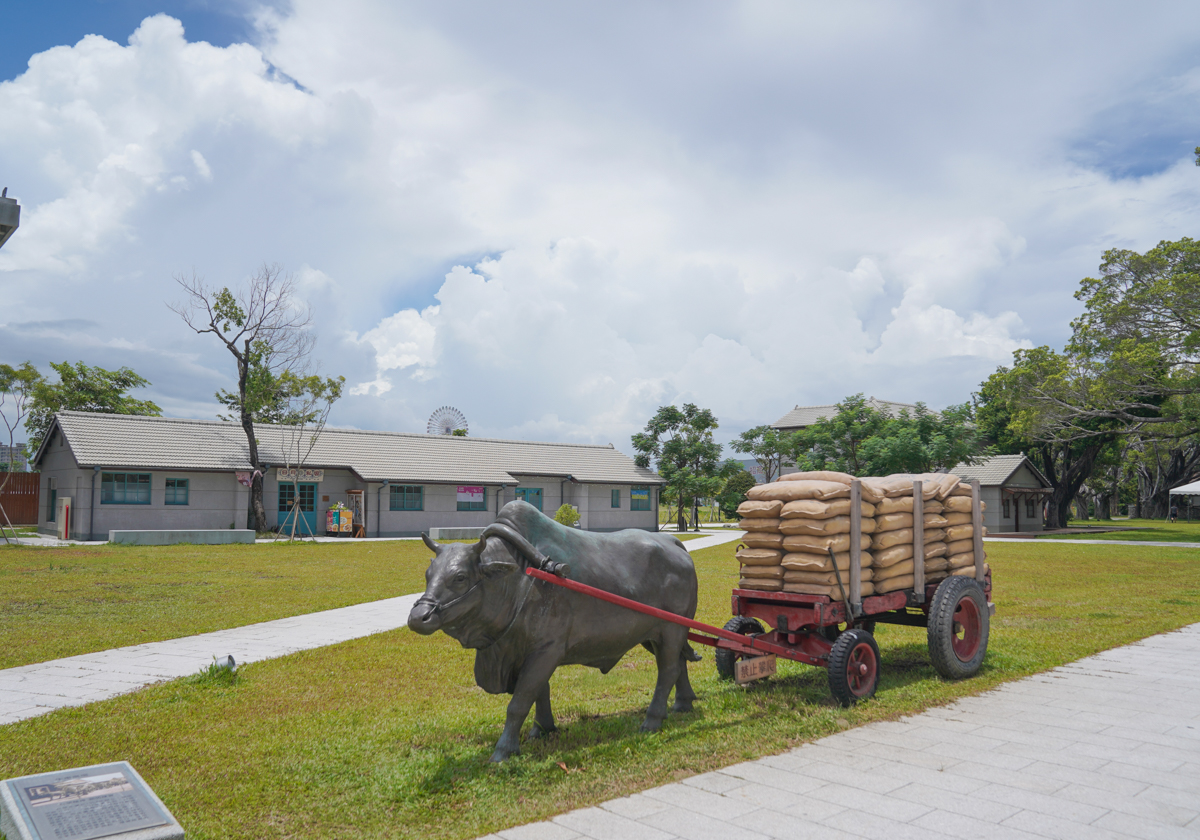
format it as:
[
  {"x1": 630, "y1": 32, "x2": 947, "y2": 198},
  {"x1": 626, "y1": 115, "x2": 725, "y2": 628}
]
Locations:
[
  {"x1": 631, "y1": 486, "x2": 651, "y2": 511},
  {"x1": 611, "y1": 488, "x2": 621, "y2": 508},
  {"x1": 515, "y1": 487, "x2": 542, "y2": 511},
  {"x1": 48, "y1": 485, "x2": 57, "y2": 522},
  {"x1": 101, "y1": 473, "x2": 151, "y2": 505},
  {"x1": 165, "y1": 478, "x2": 189, "y2": 505},
  {"x1": 279, "y1": 482, "x2": 295, "y2": 513},
  {"x1": 390, "y1": 485, "x2": 423, "y2": 511},
  {"x1": 1003, "y1": 499, "x2": 1011, "y2": 519},
  {"x1": 1026, "y1": 498, "x2": 1036, "y2": 519},
  {"x1": 457, "y1": 487, "x2": 487, "y2": 512}
]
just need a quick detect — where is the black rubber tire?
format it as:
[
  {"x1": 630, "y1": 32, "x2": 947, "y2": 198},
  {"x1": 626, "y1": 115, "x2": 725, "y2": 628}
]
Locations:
[
  {"x1": 715, "y1": 617, "x2": 765, "y2": 680},
  {"x1": 827, "y1": 628, "x2": 880, "y2": 706},
  {"x1": 927, "y1": 576, "x2": 990, "y2": 680}
]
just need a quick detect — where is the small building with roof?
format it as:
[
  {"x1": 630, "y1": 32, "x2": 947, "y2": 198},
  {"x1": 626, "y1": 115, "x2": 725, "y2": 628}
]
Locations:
[
  {"x1": 950, "y1": 453, "x2": 1052, "y2": 533},
  {"x1": 31, "y1": 411, "x2": 664, "y2": 540},
  {"x1": 771, "y1": 397, "x2": 929, "y2": 433}
]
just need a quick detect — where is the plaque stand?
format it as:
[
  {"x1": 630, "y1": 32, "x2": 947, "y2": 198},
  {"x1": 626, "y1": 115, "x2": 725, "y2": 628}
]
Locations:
[{"x1": 1, "y1": 761, "x2": 183, "y2": 840}]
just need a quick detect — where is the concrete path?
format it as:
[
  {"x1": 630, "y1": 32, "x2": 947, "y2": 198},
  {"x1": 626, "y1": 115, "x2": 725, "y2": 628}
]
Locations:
[
  {"x1": 0, "y1": 528, "x2": 738, "y2": 726},
  {"x1": 987, "y1": 537, "x2": 1200, "y2": 549},
  {"x1": 479, "y1": 624, "x2": 1200, "y2": 840},
  {"x1": 0, "y1": 594, "x2": 422, "y2": 725}
]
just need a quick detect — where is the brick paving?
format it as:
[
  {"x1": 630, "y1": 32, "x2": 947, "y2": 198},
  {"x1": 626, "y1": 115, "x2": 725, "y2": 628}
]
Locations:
[{"x1": 480, "y1": 623, "x2": 1200, "y2": 840}]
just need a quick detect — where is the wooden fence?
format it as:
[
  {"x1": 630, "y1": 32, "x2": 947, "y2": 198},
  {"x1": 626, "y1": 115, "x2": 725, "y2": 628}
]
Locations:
[{"x1": 0, "y1": 473, "x2": 40, "y2": 525}]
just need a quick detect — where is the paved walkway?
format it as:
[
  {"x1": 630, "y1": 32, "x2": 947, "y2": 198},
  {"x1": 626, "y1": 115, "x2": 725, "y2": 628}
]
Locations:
[
  {"x1": 480, "y1": 624, "x2": 1200, "y2": 840},
  {"x1": 0, "y1": 529, "x2": 744, "y2": 726},
  {"x1": 988, "y1": 537, "x2": 1200, "y2": 549}
]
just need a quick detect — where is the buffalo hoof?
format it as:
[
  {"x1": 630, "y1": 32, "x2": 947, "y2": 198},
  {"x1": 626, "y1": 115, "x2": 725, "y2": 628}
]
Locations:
[
  {"x1": 489, "y1": 744, "x2": 520, "y2": 763},
  {"x1": 639, "y1": 717, "x2": 664, "y2": 733},
  {"x1": 672, "y1": 699, "x2": 694, "y2": 713},
  {"x1": 526, "y1": 722, "x2": 558, "y2": 741}
]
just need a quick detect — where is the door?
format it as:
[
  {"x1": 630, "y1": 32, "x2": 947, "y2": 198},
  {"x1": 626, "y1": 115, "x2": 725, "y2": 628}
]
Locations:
[
  {"x1": 279, "y1": 482, "x2": 319, "y2": 535},
  {"x1": 516, "y1": 487, "x2": 543, "y2": 511}
]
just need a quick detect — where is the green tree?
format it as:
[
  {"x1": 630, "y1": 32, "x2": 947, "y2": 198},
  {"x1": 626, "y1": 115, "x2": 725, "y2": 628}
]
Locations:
[
  {"x1": 791, "y1": 394, "x2": 988, "y2": 476},
  {"x1": 730, "y1": 425, "x2": 791, "y2": 484},
  {"x1": 0, "y1": 362, "x2": 45, "y2": 541},
  {"x1": 632, "y1": 403, "x2": 723, "y2": 532},
  {"x1": 553, "y1": 504, "x2": 580, "y2": 527},
  {"x1": 716, "y1": 461, "x2": 756, "y2": 519},
  {"x1": 171, "y1": 264, "x2": 318, "y2": 531},
  {"x1": 272, "y1": 370, "x2": 345, "y2": 540},
  {"x1": 25, "y1": 361, "x2": 160, "y2": 454}
]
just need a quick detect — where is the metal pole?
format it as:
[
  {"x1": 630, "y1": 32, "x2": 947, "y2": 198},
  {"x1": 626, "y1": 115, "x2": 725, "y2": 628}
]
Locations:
[
  {"x1": 971, "y1": 479, "x2": 985, "y2": 582},
  {"x1": 912, "y1": 480, "x2": 925, "y2": 602},
  {"x1": 849, "y1": 479, "x2": 862, "y2": 614}
]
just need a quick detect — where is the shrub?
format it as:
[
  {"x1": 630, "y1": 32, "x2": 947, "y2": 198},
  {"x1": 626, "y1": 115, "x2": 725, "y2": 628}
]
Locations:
[{"x1": 553, "y1": 504, "x2": 580, "y2": 527}]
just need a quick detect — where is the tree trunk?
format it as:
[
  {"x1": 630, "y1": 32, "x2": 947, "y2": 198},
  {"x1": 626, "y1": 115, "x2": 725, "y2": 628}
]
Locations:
[
  {"x1": 1040, "y1": 441, "x2": 1106, "y2": 529},
  {"x1": 677, "y1": 495, "x2": 687, "y2": 532}
]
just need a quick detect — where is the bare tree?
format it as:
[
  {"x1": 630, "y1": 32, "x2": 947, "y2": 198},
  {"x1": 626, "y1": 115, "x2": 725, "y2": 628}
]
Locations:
[
  {"x1": 272, "y1": 371, "x2": 344, "y2": 542},
  {"x1": 170, "y1": 264, "x2": 315, "y2": 532},
  {"x1": 0, "y1": 363, "x2": 43, "y2": 544}
]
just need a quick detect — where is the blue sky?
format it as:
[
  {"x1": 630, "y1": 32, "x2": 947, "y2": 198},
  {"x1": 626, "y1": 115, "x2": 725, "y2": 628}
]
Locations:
[{"x1": 2, "y1": 2, "x2": 1200, "y2": 453}]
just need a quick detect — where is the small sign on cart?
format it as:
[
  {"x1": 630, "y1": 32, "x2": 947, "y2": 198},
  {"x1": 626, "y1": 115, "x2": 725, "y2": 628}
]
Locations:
[{"x1": 735, "y1": 654, "x2": 777, "y2": 684}]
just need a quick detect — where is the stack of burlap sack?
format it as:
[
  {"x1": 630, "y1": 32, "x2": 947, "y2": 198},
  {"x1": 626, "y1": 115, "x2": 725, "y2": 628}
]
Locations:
[{"x1": 736, "y1": 471, "x2": 988, "y2": 598}]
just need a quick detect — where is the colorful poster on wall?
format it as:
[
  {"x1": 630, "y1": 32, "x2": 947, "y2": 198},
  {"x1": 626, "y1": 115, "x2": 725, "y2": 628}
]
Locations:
[
  {"x1": 631, "y1": 487, "x2": 650, "y2": 504},
  {"x1": 277, "y1": 468, "x2": 324, "y2": 482},
  {"x1": 457, "y1": 485, "x2": 484, "y2": 504}
]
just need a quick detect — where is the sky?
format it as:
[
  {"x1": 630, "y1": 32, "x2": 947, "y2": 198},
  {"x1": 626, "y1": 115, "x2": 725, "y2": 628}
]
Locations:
[{"x1": 2, "y1": 1, "x2": 1200, "y2": 455}]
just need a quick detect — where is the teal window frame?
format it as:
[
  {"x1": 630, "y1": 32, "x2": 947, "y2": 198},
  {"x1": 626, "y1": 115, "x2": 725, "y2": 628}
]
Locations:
[
  {"x1": 278, "y1": 482, "x2": 316, "y2": 514},
  {"x1": 390, "y1": 485, "x2": 423, "y2": 511},
  {"x1": 48, "y1": 486, "x2": 57, "y2": 522},
  {"x1": 278, "y1": 482, "x2": 295, "y2": 513},
  {"x1": 631, "y1": 486, "x2": 651, "y2": 511},
  {"x1": 515, "y1": 487, "x2": 543, "y2": 511},
  {"x1": 165, "y1": 478, "x2": 189, "y2": 505},
  {"x1": 611, "y1": 488, "x2": 621, "y2": 508},
  {"x1": 101, "y1": 472, "x2": 151, "y2": 505},
  {"x1": 457, "y1": 487, "x2": 487, "y2": 512}
]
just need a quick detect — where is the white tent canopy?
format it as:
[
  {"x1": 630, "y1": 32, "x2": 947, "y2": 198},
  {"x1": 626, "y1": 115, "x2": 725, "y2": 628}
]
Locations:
[{"x1": 1168, "y1": 480, "x2": 1200, "y2": 496}]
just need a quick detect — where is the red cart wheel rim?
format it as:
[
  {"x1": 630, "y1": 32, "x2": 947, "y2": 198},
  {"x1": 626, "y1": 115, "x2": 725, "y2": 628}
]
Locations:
[
  {"x1": 846, "y1": 642, "x2": 877, "y2": 696},
  {"x1": 952, "y1": 594, "x2": 982, "y2": 662}
]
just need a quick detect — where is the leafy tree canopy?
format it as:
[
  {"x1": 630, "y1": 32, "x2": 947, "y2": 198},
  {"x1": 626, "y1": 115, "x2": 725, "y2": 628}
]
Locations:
[
  {"x1": 730, "y1": 425, "x2": 790, "y2": 484},
  {"x1": 717, "y1": 460, "x2": 756, "y2": 519},
  {"x1": 792, "y1": 394, "x2": 989, "y2": 476},
  {"x1": 632, "y1": 403, "x2": 723, "y2": 531},
  {"x1": 26, "y1": 361, "x2": 161, "y2": 453}
]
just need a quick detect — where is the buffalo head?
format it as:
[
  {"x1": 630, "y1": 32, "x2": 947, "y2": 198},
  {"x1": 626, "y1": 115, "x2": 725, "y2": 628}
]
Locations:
[{"x1": 407, "y1": 532, "x2": 523, "y2": 646}]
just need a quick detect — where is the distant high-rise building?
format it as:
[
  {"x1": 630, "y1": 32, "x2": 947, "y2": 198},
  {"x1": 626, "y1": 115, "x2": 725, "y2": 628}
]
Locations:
[{"x1": 0, "y1": 445, "x2": 28, "y2": 472}]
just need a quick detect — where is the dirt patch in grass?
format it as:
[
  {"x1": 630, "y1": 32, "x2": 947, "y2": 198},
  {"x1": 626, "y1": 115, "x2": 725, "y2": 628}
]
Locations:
[{"x1": 0, "y1": 540, "x2": 1198, "y2": 839}]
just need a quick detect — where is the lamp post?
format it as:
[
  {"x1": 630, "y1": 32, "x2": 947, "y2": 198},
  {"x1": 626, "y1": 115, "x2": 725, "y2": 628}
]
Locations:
[{"x1": 0, "y1": 188, "x2": 18, "y2": 250}]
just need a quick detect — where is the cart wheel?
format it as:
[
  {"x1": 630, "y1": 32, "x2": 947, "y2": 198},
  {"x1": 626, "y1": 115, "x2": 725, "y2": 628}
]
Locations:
[
  {"x1": 927, "y1": 576, "x2": 989, "y2": 680},
  {"x1": 715, "y1": 617, "x2": 765, "y2": 680},
  {"x1": 823, "y1": 620, "x2": 875, "y2": 642},
  {"x1": 827, "y1": 629, "x2": 879, "y2": 706}
]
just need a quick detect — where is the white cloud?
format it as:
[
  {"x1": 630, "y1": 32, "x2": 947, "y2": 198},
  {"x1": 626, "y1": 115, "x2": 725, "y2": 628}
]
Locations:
[{"x1": 3, "y1": 3, "x2": 1200, "y2": 451}]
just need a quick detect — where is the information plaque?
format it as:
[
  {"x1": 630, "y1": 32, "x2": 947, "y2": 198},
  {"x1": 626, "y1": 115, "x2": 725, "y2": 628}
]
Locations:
[{"x1": 0, "y1": 762, "x2": 183, "y2": 840}]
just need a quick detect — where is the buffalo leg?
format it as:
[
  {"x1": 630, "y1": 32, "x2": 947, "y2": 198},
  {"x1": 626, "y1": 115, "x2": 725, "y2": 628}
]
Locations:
[
  {"x1": 491, "y1": 655, "x2": 559, "y2": 762},
  {"x1": 672, "y1": 655, "x2": 696, "y2": 713},
  {"x1": 641, "y1": 625, "x2": 687, "y2": 732},
  {"x1": 526, "y1": 681, "x2": 558, "y2": 741}
]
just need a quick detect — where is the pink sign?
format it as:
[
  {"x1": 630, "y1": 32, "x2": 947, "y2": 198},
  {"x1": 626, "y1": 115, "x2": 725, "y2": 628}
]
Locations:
[{"x1": 456, "y1": 485, "x2": 484, "y2": 504}]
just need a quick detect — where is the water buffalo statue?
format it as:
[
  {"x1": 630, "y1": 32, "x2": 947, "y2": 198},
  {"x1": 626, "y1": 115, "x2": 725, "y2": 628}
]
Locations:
[{"x1": 407, "y1": 500, "x2": 700, "y2": 762}]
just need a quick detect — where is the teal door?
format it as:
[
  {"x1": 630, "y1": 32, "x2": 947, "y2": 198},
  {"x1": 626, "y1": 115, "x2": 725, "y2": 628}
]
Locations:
[
  {"x1": 279, "y1": 482, "x2": 319, "y2": 535},
  {"x1": 516, "y1": 487, "x2": 543, "y2": 511}
]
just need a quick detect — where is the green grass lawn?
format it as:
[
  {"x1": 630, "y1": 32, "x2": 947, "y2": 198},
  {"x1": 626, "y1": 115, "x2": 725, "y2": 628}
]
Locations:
[
  {"x1": 1, "y1": 539, "x2": 1198, "y2": 839},
  {"x1": 1042, "y1": 517, "x2": 1200, "y2": 542},
  {"x1": 0, "y1": 540, "x2": 433, "y2": 669}
]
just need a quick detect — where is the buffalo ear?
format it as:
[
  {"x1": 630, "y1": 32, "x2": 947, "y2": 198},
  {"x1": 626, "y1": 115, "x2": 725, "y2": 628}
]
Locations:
[
  {"x1": 478, "y1": 536, "x2": 520, "y2": 578},
  {"x1": 421, "y1": 532, "x2": 441, "y2": 555}
]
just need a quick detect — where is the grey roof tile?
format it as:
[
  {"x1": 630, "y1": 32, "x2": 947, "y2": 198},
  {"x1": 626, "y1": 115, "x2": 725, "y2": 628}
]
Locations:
[
  {"x1": 950, "y1": 454, "x2": 1050, "y2": 488},
  {"x1": 46, "y1": 411, "x2": 664, "y2": 485},
  {"x1": 772, "y1": 398, "x2": 930, "y2": 430}
]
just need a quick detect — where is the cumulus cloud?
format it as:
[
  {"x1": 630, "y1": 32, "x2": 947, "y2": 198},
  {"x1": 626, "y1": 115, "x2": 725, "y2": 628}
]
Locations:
[{"x1": 3, "y1": 2, "x2": 1200, "y2": 452}]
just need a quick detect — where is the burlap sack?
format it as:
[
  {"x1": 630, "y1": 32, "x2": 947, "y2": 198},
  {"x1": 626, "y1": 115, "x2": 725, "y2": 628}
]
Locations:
[
  {"x1": 872, "y1": 527, "x2": 912, "y2": 549},
  {"x1": 783, "y1": 581, "x2": 876, "y2": 599},
  {"x1": 778, "y1": 470, "x2": 856, "y2": 485},
  {"x1": 945, "y1": 524, "x2": 985, "y2": 542},
  {"x1": 746, "y1": 480, "x2": 852, "y2": 502},
  {"x1": 947, "y1": 551, "x2": 977, "y2": 569},
  {"x1": 922, "y1": 513, "x2": 949, "y2": 529},
  {"x1": 740, "y1": 518, "x2": 782, "y2": 532},
  {"x1": 923, "y1": 527, "x2": 947, "y2": 543},
  {"x1": 949, "y1": 483, "x2": 974, "y2": 497},
  {"x1": 739, "y1": 578, "x2": 783, "y2": 591},
  {"x1": 781, "y1": 551, "x2": 874, "y2": 572},
  {"x1": 943, "y1": 496, "x2": 974, "y2": 513},
  {"x1": 783, "y1": 568, "x2": 875, "y2": 585},
  {"x1": 942, "y1": 512, "x2": 973, "y2": 526},
  {"x1": 924, "y1": 540, "x2": 948, "y2": 559},
  {"x1": 874, "y1": 560, "x2": 914, "y2": 581},
  {"x1": 925, "y1": 500, "x2": 945, "y2": 514},
  {"x1": 740, "y1": 564, "x2": 785, "y2": 579},
  {"x1": 736, "y1": 500, "x2": 783, "y2": 518},
  {"x1": 736, "y1": 548, "x2": 782, "y2": 566},
  {"x1": 782, "y1": 533, "x2": 872, "y2": 553},
  {"x1": 861, "y1": 475, "x2": 940, "y2": 501},
  {"x1": 876, "y1": 512, "x2": 914, "y2": 532},
  {"x1": 950, "y1": 563, "x2": 989, "y2": 577},
  {"x1": 875, "y1": 543, "x2": 913, "y2": 566},
  {"x1": 921, "y1": 473, "x2": 962, "y2": 500},
  {"x1": 875, "y1": 496, "x2": 913, "y2": 515},
  {"x1": 779, "y1": 515, "x2": 878, "y2": 536},
  {"x1": 875, "y1": 575, "x2": 914, "y2": 593},
  {"x1": 945, "y1": 538, "x2": 973, "y2": 555},
  {"x1": 780, "y1": 498, "x2": 877, "y2": 520},
  {"x1": 924, "y1": 557, "x2": 950, "y2": 573},
  {"x1": 742, "y1": 532, "x2": 784, "y2": 549}
]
